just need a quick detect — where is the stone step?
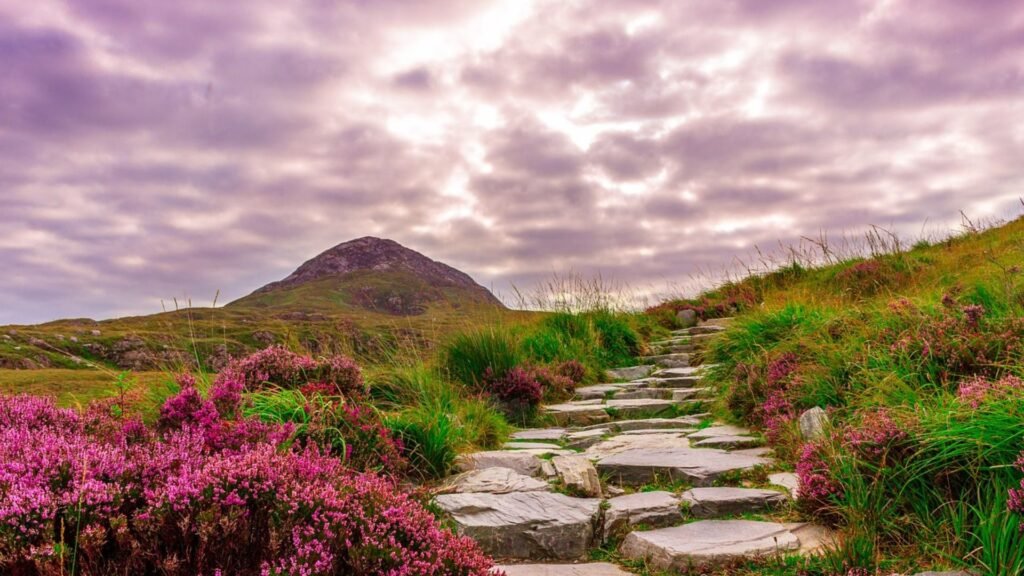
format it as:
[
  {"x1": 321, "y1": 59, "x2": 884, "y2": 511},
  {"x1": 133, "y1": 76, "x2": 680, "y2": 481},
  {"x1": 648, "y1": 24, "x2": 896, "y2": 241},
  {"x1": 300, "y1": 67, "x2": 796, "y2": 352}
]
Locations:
[
  {"x1": 574, "y1": 384, "x2": 625, "y2": 400},
  {"x1": 455, "y1": 451, "x2": 546, "y2": 477},
  {"x1": 543, "y1": 402, "x2": 611, "y2": 427},
  {"x1": 671, "y1": 387, "x2": 713, "y2": 402},
  {"x1": 604, "y1": 398, "x2": 680, "y2": 419},
  {"x1": 584, "y1": 431, "x2": 692, "y2": 459},
  {"x1": 441, "y1": 467, "x2": 553, "y2": 494},
  {"x1": 638, "y1": 353, "x2": 690, "y2": 369},
  {"x1": 654, "y1": 344, "x2": 695, "y2": 354},
  {"x1": 692, "y1": 435, "x2": 764, "y2": 450},
  {"x1": 680, "y1": 487, "x2": 789, "y2": 518},
  {"x1": 610, "y1": 388, "x2": 675, "y2": 400},
  {"x1": 545, "y1": 397, "x2": 685, "y2": 426},
  {"x1": 596, "y1": 448, "x2": 772, "y2": 486},
  {"x1": 435, "y1": 492, "x2": 601, "y2": 560},
  {"x1": 606, "y1": 365, "x2": 653, "y2": 381},
  {"x1": 603, "y1": 491, "x2": 683, "y2": 540},
  {"x1": 619, "y1": 520, "x2": 801, "y2": 569},
  {"x1": 503, "y1": 442, "x2": 564, "y2": 451},
  {"x1": 576, "y1": 416, "x2": 703, "y2": 433},
  {"x1": 494, "y1": 563, "x2": 634, "y2": 576},
  {"x1": 510, "y1": 428, "x2": 568, "y2": 442}
]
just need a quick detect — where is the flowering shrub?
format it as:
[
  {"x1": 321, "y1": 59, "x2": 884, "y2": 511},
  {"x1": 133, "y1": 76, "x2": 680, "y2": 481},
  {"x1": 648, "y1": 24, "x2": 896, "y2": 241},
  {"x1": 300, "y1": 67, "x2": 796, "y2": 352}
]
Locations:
[
  {"x1": 555, "y1": 359, "x2": 586, "y2": 385},
  {"x1": 483, "y1": 366, "x2": 542, "y2": 409},
  {"x1": 796, "y1": 441, "x2": 842, "y2": 516},
  {"x1": 843, "y1": 408, "x2": 910, "y2": 462},
  {"x1": 957, "y1": 374, "x2": 1024, "y2": 408},
  {"x1": 833, "y1": 259, "x2": 904, "y2": 297},
  {"x1": 1008, "y1": 453, "x2": 1024, "y2": 528},
  {"x1": 0, "y1": 393, "x2": 493, "y2": 575},
  {"x1": 534, "y1": 364, "x2": 577, "y2": 403},
  {"x1": 219, "y1": 345, "x2": 366, "y2": 399}
]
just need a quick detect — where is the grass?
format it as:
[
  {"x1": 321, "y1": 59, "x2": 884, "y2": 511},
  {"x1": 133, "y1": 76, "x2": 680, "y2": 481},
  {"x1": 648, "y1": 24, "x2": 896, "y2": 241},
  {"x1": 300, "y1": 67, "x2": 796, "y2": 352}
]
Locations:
[{"x1": 0, "y1": 369, "x2": 171, "y2": 407}]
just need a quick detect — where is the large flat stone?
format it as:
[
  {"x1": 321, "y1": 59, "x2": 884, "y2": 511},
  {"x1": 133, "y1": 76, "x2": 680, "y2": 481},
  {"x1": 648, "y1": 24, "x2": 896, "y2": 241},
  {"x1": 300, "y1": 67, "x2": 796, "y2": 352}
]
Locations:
[
  {"x1": 606, "y1": 366, "x2": 652, "y2": 381},
  {"x1": 692, "y1": 435, "x2": 764, "y2": 450},
  {"x1": 565, "y1": 428, "x2": 609, "y2": 450},
  {"x1": 681, "y1": 487, "x2": 788, "y2": 517},
  {"x1": 435, "y1": 492, "x2": 601, "y2": 560},
  {"x1": 619, "y1": 520, "x2": 799, "y2": 569},
  {"x1": 511, "y1": 428, "x2": 567, "y2": 442},
  {"x1": 620, "y1": 428, "x2": 696, "y2": 436},
  {"x1": 605, "y1": 398, "x2": 678, "y2": 418},
  {"x1": 597, "y1": 448, "x2": 771, "y2": 486},
  {"x1": 603, "y1": 491, "x2": 682, "y2": 540},
  {"x1": 494, "y1": 563, "x2": 634, "y2": 576},
  {"x1": 585, "y1": 433, "x2": 691, "y2": 459},
  {"x1": 456, "y1": 451, "x2": 544, "y2": 477},
  {"x1": 687, "y1": 425, "x2": 753, "y2": 440},
  {"x1": 613, "y1": 388, "x2": 674, "y2": 400},
  {"x1": 503, "y1": 442, "x2": 564, "y2": 451},
  {"x1": 441, "y1": 467, "x2": 552, "y2": 494},
  {"x1": 575, "y1": 384, "x2": 623, "y2": 400},
  {"x1": 608, "y1": 417, "x2": 699, "y2": 433},
  {"x1": 544, "y1": 403, "x2": 611, "y2": 426}
]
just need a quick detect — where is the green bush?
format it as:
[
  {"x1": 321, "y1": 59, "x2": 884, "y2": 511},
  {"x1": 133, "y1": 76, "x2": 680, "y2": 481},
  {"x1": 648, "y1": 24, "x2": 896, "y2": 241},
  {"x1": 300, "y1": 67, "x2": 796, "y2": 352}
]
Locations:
[{"x1": 441, "y1": 328, "x2": 523, "y2": 386}]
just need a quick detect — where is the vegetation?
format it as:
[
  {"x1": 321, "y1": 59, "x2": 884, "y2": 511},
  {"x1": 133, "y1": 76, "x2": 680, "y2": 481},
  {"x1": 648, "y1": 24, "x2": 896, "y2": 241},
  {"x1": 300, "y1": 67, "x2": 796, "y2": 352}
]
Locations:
[{"x1": 674, "y1": 215, "x2": 1024, "y2": 574}]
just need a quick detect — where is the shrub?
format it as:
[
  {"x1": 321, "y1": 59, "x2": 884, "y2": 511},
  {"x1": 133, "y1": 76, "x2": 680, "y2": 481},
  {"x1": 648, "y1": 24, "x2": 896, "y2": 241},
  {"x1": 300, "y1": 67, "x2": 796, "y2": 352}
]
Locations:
[
  {"x1": 831, "y1": 259, "x2": 904, "y2": 298},
  {"x1": 484, "y1": 366, "x2": 542, "y2": 423},
  {"x1": 0, "y1": 393, "x2": 494, "y2": 576},
  {"x1": 219, "y1": 345, "x2": 365, "y2": 399},
  {"x1": 441, "y1": 329, "x2": 522, "y2": 387}
]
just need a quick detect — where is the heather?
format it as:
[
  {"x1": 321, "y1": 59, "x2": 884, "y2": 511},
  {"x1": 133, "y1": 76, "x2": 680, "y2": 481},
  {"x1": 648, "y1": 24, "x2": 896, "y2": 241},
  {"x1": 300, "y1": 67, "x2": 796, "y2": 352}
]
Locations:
[
  {"x1": 678, "y1": 217, "x2": 1024, "y2": 574},
  {"x1": 0, "y1": 386, "x2": 495, "y2": 575}
]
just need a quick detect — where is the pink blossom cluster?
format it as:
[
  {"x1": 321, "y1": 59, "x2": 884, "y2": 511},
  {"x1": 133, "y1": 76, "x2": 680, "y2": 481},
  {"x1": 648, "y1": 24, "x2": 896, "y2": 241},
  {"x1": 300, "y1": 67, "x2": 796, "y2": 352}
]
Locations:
[
  {"x1": 758, "y1": 389, "x2": 796, "y2": 442},
  {"x1": 483, "y1": 366, "x2": 543, "y2": 408},
  {"x1": 957, "y1": 374, "x2": 1024, "y2": 408},
  {"x1": 795, "y1": 441, "x2": 842, "y2": 511},
  {"x1": 844, "y1": 409, "x2": 908, "y2": 461},
  {"x1": 0, "y1": 392, "x2": 493, "y2": 575},
  {"x1": 1008, "y1": 453, "x2": 1024, "y2": 530},
  {"x1": 765, "y1": 352, "x2": 800, "y2": 389},
  {"x1": 219, "y1": 345, "x2": 365, "y2": 399}
]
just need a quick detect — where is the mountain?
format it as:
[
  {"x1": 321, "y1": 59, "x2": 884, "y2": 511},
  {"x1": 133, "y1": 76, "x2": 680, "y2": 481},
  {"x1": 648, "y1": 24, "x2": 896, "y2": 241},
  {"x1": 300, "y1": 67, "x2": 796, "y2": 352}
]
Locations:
[
  {"x1": 0, "y1": 238, "x2": 513, "y2": 374},
  {"x1": 231, "y1": 237, "x2": 503, "y2": 315}
]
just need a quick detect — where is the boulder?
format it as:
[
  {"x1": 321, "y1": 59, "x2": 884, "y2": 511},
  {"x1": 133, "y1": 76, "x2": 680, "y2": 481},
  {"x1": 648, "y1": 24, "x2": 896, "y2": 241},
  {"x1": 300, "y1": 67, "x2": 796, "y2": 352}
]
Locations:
[
  {"x1": 435, "y1": 492, "x2": 601, "y2": 560},
  {"x1": 619, "y1": 520, "x2": 800, "y2": 569},
  {"x1": 552, "y1": 454, "x2": 602, "y2": 497},
  {"x1": 440, "y1": 467, "x2": 551, "y2": 494},
  {"x1": 455, "y1": 451, "x2": 543, "y2": 477},
  {"x1": 603, "y1": 491, "x2": 682, "y2": 540},
  {"x1": 676, "y1": 309, "x2": 699, "y2": 328},
  {"x1": 681, "y1": 487, "x2": 789, "y2": 517},
  {"x1": 799, "y1": 407, "x2": 829, "y2": 440}
]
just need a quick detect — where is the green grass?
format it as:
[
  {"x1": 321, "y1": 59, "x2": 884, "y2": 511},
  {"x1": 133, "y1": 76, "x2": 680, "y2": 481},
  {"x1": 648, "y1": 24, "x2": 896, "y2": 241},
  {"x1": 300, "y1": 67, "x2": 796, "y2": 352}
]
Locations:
[{"x1": 0, "y1": 369, "x2": 172, "y2": 407}]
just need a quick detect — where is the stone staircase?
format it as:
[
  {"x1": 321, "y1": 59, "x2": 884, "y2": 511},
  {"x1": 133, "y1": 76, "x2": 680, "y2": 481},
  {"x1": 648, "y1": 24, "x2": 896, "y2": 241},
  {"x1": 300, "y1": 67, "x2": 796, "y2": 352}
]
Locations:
[{"x1": 434, "y1": 320, "x2": 825, "y2": 575}]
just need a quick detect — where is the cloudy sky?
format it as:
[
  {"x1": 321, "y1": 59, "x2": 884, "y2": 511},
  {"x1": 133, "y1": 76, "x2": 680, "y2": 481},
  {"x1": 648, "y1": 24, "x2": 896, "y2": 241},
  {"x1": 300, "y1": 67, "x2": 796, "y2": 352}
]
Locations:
[{"x1": 2, "y1": 0, "x2": 1023, "y2": 324}]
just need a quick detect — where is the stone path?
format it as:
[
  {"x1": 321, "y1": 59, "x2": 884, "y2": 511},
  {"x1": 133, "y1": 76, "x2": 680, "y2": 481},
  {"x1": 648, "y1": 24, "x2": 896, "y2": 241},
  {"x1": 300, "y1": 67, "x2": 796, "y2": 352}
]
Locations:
[{"x1": 435, "y1": 320, "x2": 828, "y2": 572}]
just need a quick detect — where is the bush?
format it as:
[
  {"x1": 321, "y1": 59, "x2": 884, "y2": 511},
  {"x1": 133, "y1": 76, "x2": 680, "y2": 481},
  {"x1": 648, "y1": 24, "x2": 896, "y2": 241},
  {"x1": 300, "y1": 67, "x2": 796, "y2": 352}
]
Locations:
[
  {"x1": 219, "y1": 345, "x2": 365, "y2": 399},
  {"x1": 441, "y1": 329, "x2": 523, "y2": 387},
  {"x1": 0, "y1": 393, "x2": 494, "y2": 575}
]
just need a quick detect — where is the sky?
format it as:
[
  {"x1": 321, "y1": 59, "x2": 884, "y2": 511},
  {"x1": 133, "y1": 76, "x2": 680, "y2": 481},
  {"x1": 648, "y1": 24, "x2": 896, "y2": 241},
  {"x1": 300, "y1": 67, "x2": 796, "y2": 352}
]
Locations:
[{"x1": 2, "y1": 0, "x2": 1023, "y2": 324}]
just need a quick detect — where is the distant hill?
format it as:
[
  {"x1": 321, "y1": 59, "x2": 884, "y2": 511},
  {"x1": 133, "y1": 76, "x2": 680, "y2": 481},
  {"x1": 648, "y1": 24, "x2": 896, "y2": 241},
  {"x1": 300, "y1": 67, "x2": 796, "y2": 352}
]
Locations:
[{"x1": 0, "y1": 238, "x2": 513, "y2": 372}]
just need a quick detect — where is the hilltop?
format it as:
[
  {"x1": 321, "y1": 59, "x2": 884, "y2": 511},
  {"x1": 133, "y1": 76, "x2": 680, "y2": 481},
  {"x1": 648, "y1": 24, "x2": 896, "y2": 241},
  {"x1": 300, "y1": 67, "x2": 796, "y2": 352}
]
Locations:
[{"x1": 0, "y1": 238, "x2": 512, "y2": 375}]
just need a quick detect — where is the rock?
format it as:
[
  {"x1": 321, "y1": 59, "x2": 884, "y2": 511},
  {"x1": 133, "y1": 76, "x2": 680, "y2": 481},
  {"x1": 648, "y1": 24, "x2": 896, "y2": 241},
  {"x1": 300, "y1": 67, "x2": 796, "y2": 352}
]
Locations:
[
  {"x1": 585, "y1": 433, "x2": 690, "y2": 459},
  {"x1": 687, "y1": 425, "x2": 752, "y2": 439},
  {"x1": 768, "y1": 472, "x2": 800, "y2": 498},
  {"x1": 605, "y1": 366, "x2": 651, "y2": 381},
  {"x1": 799, "y1": 407, "x2": 829, "y2": 440},
  {"x1": 597, "y1": 448, "x2": 771, "y2": 486},
  {"x1": 611, "y1": 418, "x2": 699, "y2": 432},
  {"x1": 503, "y1": 442, "x2": 564, "y2": 451},
  {"x1": 90, "y1": 329, "x2": 101, "y2": 336},
  {"x1": 543, "y1": 402, "x2": 611, "y2": 427},
  {"x1": 692, "y1": 435, "x2": 764, "y2": 450},
  {"x1": 672, "y1": 388, "x2": 711, "y2": 401},
  {"x1": 511, "y1": 428, "x2": 567, "y2": 442},
  {"x1": 603, "y1": 491, "x2": 682, "y2": 540},
  {"x1": 1, "y1": 334, "x2": 10, "y2": 340},
  {"x1": 732, "y1": 447, "x2": 774, "y2": 457},
  {"x1": 676, "y1": 309, "x2": 699, "y2": 328},
  {"x1": 565, "y1": 428, "x2": 609, "y2": 450},
  {"x1": 440, "y1": 467, "x2": 551, "y2": 494},
  {"x1": 495, "y1": 563, "x2": 633, "y2": 575},
  {"x1": 613, "y1": 388, "x2": 674, "y2": 400},
  {"x1": 552, "y1": 454, "x2": 601, "y2": 497},
  {"x1": 604, "y1": 398, "x2": 678, "y2": 418},
  {"x1": 69, "y1": 336, "x2": 78, "y2": 343},
  {"x1": 575, "y1": 384, "x2": 624, "y2": 400},
  {"x1": 681, "y1": 487, "x2": 789, "y2": 518},
  {"x1": 540, "y1": 460, "x2": 557, "y2": 478},
  {"x1": 510, "y1": 448, "x2": 576, "y2": 457},
  {"x1": 435, "y1": 492, "x2": 601, "y2": 560},
  {"x1": 619, "y1": 428, "x2": 695, "y2": 436},
  {"x1": 455, "y1": 451, "x2": 543, "y2": 477},
  {"x1": 605, "y1": 485, "x2": 626, "y2": 497},
  {"x1": 619, "y1": 520, "x2": 800, "y2": 569}
]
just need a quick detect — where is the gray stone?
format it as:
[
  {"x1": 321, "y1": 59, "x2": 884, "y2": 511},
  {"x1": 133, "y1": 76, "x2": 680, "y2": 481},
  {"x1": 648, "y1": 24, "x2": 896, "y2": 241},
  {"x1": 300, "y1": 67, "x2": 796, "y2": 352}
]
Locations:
[
  {"x1": 620, "y1": 428, "x2": 696, "y2": 436},
  {"x1": 640, "y1": 354, "x2": 691, "y2": 369},
  {"x1": 799, "y1": 407, "x2": 829, "y2": 440},
  {"x1": 677, "y1": 308, "x2": 699, "y2": 328},
  {"x1": 585, "y1": 433, "x2": 691, "y2": 459},
  {"x1": 441, "y1": 467, "x2": 552, "y2": 494},
  {"x1": 692, "y1": 435, "x2": 764, "y2": 450},
  {"x1": 605, "y1": 398, "x2": 678, "y2": 418},
  {"x1": 672, "y1": 388, "x2": 711, "y2": 401},
  {"x1": 435, "y1": 492, "x2": 601, "y2": 560},
  {"x1": 687, "y1": 425, "x2": 752, "y2": 440},
  {"x1": 681, "y1": 487, "x2": 789, "y2": 518},
  {"x1": 575, "y1": 384, "x2": 622, "y2": 400},
  {"x1": 495, "y1": 563, "x2": 633, "y2": 576},
  {"x1": 512, "y1": 448, "x2": 577, "y2": 457},
  {"x1": 90, "y1": 329, "x2": 101, "y2": 336},
  {"x1": 511, "y1": 428, "x2": 567, "y2": 442},
  {"x1": 606, "y1": 365, "x2": 652, "y2": 381},
  {"x1": 619, "y1": 520, "x2": 800, "y2": 569},
  {"x1": 597, "y1": 448, "x2": 771, "y2": 486},
  {"x1": 565, "y1": 428, "x2": 609, "y2": 450},
  {"x1": 603, "y1": 491, "x2": 682, "y2": 540},
  {"x1": 543, "y1": 403, "x2": 611, "y2": 427},
  {"x1": 610, "y1": 418, "x2": 699, "y2": 432},
  {"x1": 613, "y1": 388, "x2": 674, "y2": 400},
  {"x1": 455, "y1": 451, "x2": 543, "y2": 477},
  {"x1": 552, "y1": 454, "x2": 602, "y2": 497},
  {"x1": 503, "y1": 442, "x2": 564, "y2": 451},
  {"x1": 733, "y1": 447, "x2": 774, "y2": 457},
  {"x1": 768, "y1": 472, "x2": 800, "y2": 498}
]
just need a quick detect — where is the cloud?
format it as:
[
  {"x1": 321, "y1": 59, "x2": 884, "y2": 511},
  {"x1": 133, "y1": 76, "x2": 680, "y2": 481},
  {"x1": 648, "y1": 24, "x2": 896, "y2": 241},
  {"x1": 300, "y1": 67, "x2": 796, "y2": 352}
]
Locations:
[{"x1": 0, "y1": 0, "x2": 1022, "y2": 324}]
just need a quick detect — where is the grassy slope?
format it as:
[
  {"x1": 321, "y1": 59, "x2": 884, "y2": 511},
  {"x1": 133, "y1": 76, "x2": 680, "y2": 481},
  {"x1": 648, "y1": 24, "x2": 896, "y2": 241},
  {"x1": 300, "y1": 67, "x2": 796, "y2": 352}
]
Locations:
[{"x1": 671, "y1": 217, "x2": 1024, "y2": 575}]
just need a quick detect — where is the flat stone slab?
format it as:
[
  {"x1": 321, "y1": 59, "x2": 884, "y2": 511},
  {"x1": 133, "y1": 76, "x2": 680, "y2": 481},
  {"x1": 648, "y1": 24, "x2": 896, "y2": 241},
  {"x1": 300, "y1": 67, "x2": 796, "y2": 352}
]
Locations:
[
  {"x1": 655, "y1": 367, "x2": 703, "y2": 377},
  {"x1": 672, "y1": 388, "x2": 711, "y2": 401},
  {"x1": 435, "y1": 492, "x2": 601, "y2": 560},
  {"x1": 605, "y1": 398, "x2": 678, "y2": 418},
  {"x1": 585, "y1": 433, "x2": 691, "y2": 459},
  {"x1": 510, "y1": 448, "x2": 577, "y2": 457},
  {"x1": 619, "y1": 428, "x2": 695, "y2": 436},
  {"x1": 543, "y1": 403, "x2": 610, "y2": 427},
  {"x1": 441, "y1": 467, "x2": 552, "y2": 494},
  {"x1": 733, "y1": 447, "x2": 774, "y2": 457},
  {"x1": 575, "y1": 384, "x2": 623, "y2": 400},
  {"x1": 681, "y1": 487, "x2": 788, "y2": 517},
  {"x1": 456, "y1": 451, "x2": 543, "y2": 477},
  {"x1": 503, "y1": 442, "x2": 564, "y2": 451},
  {"x1": 608, "y1": 417, "x2": 699, "y2": 432},
  {"x1": 687, "y1": 425, "x2": 753, "y2": 440},
  {"x1": 604, "y1": 491, "x2": 682, "y2": 540},
  {"x1": 511, "y1": 428, "x2": 567, "y2": 442},
  {"x1": 565, "y1": 428, "x2": 609, "y2": 450},
  {"x1": 597, "y1": 448, "x2": 771, "y2": 486},
  {"x1": 769, "y1": 472, "x2": 800, "y2": 498},
  {"x1": 606, "y1": 366, "x2": 652, "y2": 381},
  {"x1": 613, "y1": 388, "x2": 674, "y2": 400},
  {"x1": 495, "y1": 563, "x2": 634, "y2": 576},
  {"x1": 692, "y1": 435, "x2": 764, "y2": 450},
  {"x1": 619, "y1": 520, "x2": 800, "y2": 569}
]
